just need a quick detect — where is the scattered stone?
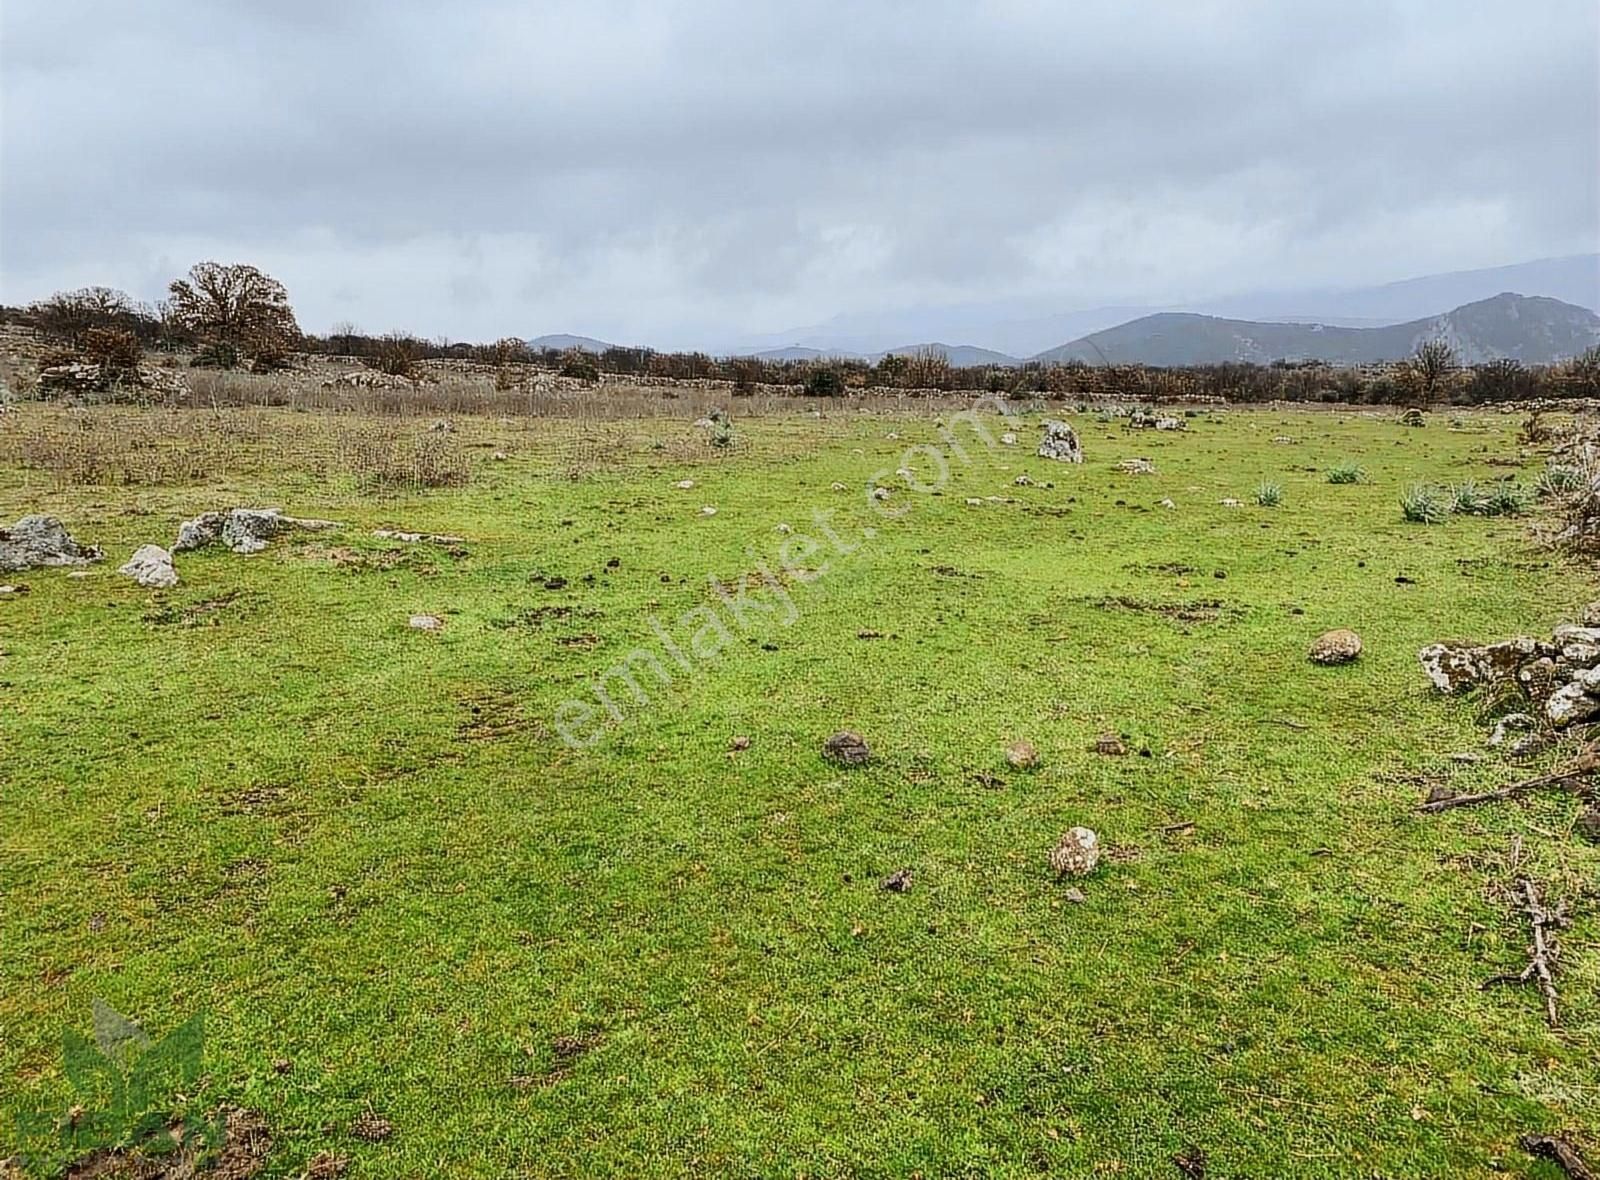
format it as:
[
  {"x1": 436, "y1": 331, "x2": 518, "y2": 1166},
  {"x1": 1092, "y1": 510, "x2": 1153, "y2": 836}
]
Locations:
[
  {"x1": 1004, "y1": 739, "x2": 1039, "y2": 769},
  {"x1": 1158, "y1": 498, "x2": 1176, "y2": 509},
  {"x1": 965, "y1": 497, "x2": 983, "y2": 507},
  {"x1": 675, "y1": 479, "x2": 696, "y2": 489},
  {"x1": 775, "y1": 523, "x2": 792, "y2": 534},
  {"x1": 1037, "y1": 420, "x2": 1084, "y2": 463},
  {"x1": 729, "y1": 735, "x2": 751, "y2": 752},
  {"x1": 1220, "y1": 498, "x2": 1242, "y2": 508},
  {"x1": 822, "y1": 730, "x2": 871, "y2": 766},
  {"x1": 1049, "y1": 827, "x2": 1101, "y2": 878},
  {"x1": 831, "y1": 482, "x2": 847, "y2": 491},
  {"x1": 373, "y1": 529, "x2": 467, "y2": 545},
  {"x1": 1424, "y1": 784, "x2": 1457, "y2": 806},
  {"x1": 0, "y1": 584, "x2": 27, "y2": 596},
  {"x1": 1309, "y1": 628, "x2": 1362, "y2": 665},
  {"x1": 1092, "y1": 733, "x2": 1127, "y2": 756},
  {"x1": 1062, "y1": 887, "x2": 1087, "y2": 904},
  {"x1": 408, "y1": 614, "x2": 444, "y2": 631},
  {"x1": 880, "y1": 867, "x2": 913, "y2": 893},
  {"x1": 1488, "y1": 713, "x2": 1537, "y2": 748},
  {"x1": 1116, "y1": 457, "x2": 1156, "y2": 475},
  {"x1": 1399, "y1": 407, "x2": 1426, "y2": 427},
  {"x1": 871, "y1": 487, "x2": 891, "y2": 501},
  {"x1": 492, "y1": 451, "x2": 509, "y2": 461},
  {"x1": 1576, "y1": 806, "x2": 1600, "y2": 844},
  {"x1": 0, "y1": 515, "x2": 102, "y2": 573},
  {"x1": 118, "y1": 544, "x2": 179, "y2": 589},
  {"x1": 1000, "y1": 432, "x2": 1018, "y2": 446},
  {"x1": 429, "y1": 418, "x2": 454, "y2": 433},
  {"x1": 700, "y1": 505, "x2": 718, "y2": 517},
  {"x1": 1014, "y1": 474, "x2": 1034, "y2": 487}
]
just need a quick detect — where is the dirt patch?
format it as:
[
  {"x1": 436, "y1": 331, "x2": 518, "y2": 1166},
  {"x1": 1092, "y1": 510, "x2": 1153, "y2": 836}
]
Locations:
[
  {"x1": 299, "y1": 544, "x2": 438, "y2": 575},
  {"x1": 457, "y1": 687, "x2": 534, "y2": 741},
  {"x1": 1090, "y1": 596, "x2": 1236, "y2": 623},
  {"x1": 490, "y1": 604, "x2": 599, "y2": 630},
  {"x1": 143, "y1": 591, "x2": 251, "y2": 628},
  {"x1": 63, "y1": 1107, "x2": 270, "y2": 1180}
]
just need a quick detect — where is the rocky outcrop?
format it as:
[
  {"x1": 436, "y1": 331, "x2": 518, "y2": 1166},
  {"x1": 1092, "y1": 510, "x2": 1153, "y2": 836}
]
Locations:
[
  {"x1": 118, "y1": 545, "x2": 179, "y2": 589},
  {"x1": 1038, "y1": 420, "x2": 1083, "y2": 463},
  {"x1": 822, "y1": 730, "x2": 871, "y2": 766},
  {"x1": 175, "y1": 508, "x2": 343, "y2": 555},
  {"x1": 0, "y1": 515, "x2": 103, "y2": 572},
  {"x1": 1420, "y1": 610, "x2": 1600, "y2": 732}
]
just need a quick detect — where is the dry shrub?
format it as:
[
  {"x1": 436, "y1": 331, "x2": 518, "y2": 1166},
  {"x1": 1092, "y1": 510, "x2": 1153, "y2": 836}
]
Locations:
[
  {"x1": 1548, "y1": 443, "x2": 1600, "y2": 553},
  {"x1": 82, "y1": 327, "x2": 142, "y2": 374},
  {"x1": 0, "y1": 407, "x2": 269, "y2": 486},
  {"x1": 333, "y1": 422, "x2": 472, "y2": 489}
]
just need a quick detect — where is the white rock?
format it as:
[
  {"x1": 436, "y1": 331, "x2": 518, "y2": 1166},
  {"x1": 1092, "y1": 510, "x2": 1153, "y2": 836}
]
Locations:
[
  {"x1": 408, "y1": 614, "x2": 444, "y2": 631},
  {"x1": 700, "y1": 506, "x2": 718, "y2": 516},
  {"x1": 1220, "y1": 498, "x2": 1242, "y2": 508},
  {"x1": 675, "y1": 479, "x2": 696, "y2": 490},
  {"x1": 117, "y1": 545, "x2": 178, "y2": 589},
  {"x1": 872, "y1": 487, "x2": 891, "y2": 501},
  {"x1": 1488, "y1": 713, "x2": 1537, "y2": 747},
  {"x1": 1158, "y1": 498, "x2": 1176, "y2": 509},
  {"x1": 1001, "y1": 432, "x2": 1018, "y2": 445},
  {"x1": 775, "y1": 523, "x2": 792, "y2": 534},
  {"x1": 1037, "y1": 420, "x2": 1084, "y2": 463},
  {"x1": 1546, "y1": 682, "x2": 1600, "y2": 727},
  {"x1": 965, "y1": 498, "x2": 983, "y2": 507},
  {"x1": 1049, "y1": 827, "x2": 1101, "y2": 878}
]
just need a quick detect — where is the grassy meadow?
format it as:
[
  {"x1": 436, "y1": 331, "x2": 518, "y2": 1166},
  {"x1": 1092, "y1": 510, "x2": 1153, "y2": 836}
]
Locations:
[{"x1": 1, "y1": 402, "x2": 1596, "y2": 1177}]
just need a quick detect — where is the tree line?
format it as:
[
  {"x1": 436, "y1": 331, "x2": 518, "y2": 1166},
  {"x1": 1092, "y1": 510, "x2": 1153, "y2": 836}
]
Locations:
[{"x1": 8, "y1": 263, "x2": 1599, "y2": 405}]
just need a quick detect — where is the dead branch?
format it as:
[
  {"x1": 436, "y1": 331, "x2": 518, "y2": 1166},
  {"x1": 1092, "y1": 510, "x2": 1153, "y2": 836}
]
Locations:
[
  {"x1": 1520, "y1": 1133, "x2": 1597, "y2": 1180},
  {"x1": 1419, "y1": 749, "x2": 1600, "y2": 813},
  {"x1": 1483, "y1": 876, "x2": 1569, "y2": 1027}
]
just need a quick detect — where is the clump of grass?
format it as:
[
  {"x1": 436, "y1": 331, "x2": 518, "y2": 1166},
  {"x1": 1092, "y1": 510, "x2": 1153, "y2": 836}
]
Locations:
[
  {"x1": 1536, "y1": 463, "x2": 1581, "y2": 499},
  {"x1": 1481, "y1": 478, "x2": 1528, "y2": 517},
  {"x1": 1450, "y1": 480, "x2": 1490, "y2": 516},
  {"x1": 1401, "y1": 482, "x2": 1448, "y2": 524},
  {"x1": 1326, "y1": 461, "x2": 1366, "y2": 484},
  {"x1": 1253, "y1": 481, "x2": 1283, "y2": 507},
  {"x1": 1452, "y1": 478, "x2": 1528, "y2": 517}
]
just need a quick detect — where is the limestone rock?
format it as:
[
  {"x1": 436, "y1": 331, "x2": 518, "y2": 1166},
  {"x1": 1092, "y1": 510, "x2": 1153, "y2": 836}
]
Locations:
[
  {"x1": 1049, "y1": 827, "x2": 1101, "y2": 878},
  {"x1": 408, "y1": 614, "x2": 444, "y2": 631},
  {"x1": 1418, "y1": 638, "x2": 1543, "y2": 694},
  {"x1": 176, "y1": 508, "x2": 343, "y2": 555},
  {"x1": 0, "y1": 515, "x2": 103, "y2": 573},
  {"x1": 1309, "y1": 629, "x2": 1362, "y2": 665},
  {"x1": 822, "y1": 730, "x2": 871, "y2": 767},
  {"x1": 1487, "y1": 713, "x2": 1537, "y2": 747},
  {"x1": 1092, "y1": 733, "x2": 1127, "y2": 756},
  {"x1": 118, "y1": 545, "x2": 178, "y2": 589},
  {"x1": 1116, "y1": 458, "x2": 1156, "y2": 475},
  {"x1": 1004, "y1": 739, "x2": 1038, "y2": 769},
  {"x1": 1545, "y1": 682, "x2": 1600, "y2": 727},
  {"x1": 1038, "y1": 420, "x2": 1084, "y2": 463}
]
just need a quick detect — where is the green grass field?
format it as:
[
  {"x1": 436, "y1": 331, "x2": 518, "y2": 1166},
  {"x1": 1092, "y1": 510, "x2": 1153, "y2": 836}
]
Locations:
[{"x1": 1, "y1": 405, "x2": 1595, "y2": 1177}]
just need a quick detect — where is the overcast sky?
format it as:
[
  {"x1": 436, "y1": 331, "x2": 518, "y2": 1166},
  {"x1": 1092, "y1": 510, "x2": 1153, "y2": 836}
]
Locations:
[{"x1": 3, "y1": 1, "x2": 1597, "y2": 350}]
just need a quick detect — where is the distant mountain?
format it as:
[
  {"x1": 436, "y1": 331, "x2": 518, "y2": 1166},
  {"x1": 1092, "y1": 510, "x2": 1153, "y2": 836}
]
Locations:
[
  {"x1": 745, "y1": 345, "x2": 866, "y2": 362},
  {"x1": 879, "y1": 342, "x2": 1021, "y2": 367},
  {"x1": 526, "y1": 333, "x2": 617, "y2": 353},
  {"x1": 1033, "y1": 293, "x2": 1600, "y2": 367},
  {"x1": 740, "y1": 255, "x2": 1600, "y2": 358}
]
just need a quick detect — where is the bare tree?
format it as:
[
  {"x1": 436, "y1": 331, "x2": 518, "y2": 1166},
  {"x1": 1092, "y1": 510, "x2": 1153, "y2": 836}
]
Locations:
[
  {"x1": 29, "y1": 287, "x2": 144, "y2": 347},
  {"x1": 1403, "y1": 338, "x2": 1457, "y2": 409},
  {"x1": 167, "y1": 262, "x2": 300, "y2": 369}
]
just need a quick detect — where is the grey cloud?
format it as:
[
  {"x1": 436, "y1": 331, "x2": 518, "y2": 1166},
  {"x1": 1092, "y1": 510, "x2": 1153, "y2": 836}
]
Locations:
[{"x1": 2, "y1": 0, "x2": 1595, "y2": 350}]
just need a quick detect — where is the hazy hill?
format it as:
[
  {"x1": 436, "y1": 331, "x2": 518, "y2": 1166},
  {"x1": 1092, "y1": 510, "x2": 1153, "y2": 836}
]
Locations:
[
  {"x1": 878, "y1": 342, "x2": 1021, "y2": 367},
  {"x1": 1033, "y1": 293, "x2": 1600, "y2": 366},
  {"x1": 526, "y1": 333, "x2": 617, "y2": 353}
]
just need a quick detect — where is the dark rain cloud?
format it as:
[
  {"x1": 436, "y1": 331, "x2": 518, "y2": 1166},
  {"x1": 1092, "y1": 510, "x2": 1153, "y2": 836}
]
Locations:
[{"x1": 3, "y1": 0, "x2": 1596, "y2": 349}]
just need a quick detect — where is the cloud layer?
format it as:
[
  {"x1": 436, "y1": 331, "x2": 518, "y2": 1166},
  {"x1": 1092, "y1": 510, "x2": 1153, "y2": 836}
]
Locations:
[{"x1": 3, "y1": 0, "x2": 1597, "y2": 349}]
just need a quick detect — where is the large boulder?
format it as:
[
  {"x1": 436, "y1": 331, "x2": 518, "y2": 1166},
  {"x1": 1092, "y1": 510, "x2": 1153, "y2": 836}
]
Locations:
[
  {"x1": 1418, "y1": 637, "x2": 1545, "y2": 694},
  {"x1": 0, "y1": 515, "x2": 103, "y2": 573},
  {"x1": 176, "y1": 508, "x2": 342, "y2": 555},
  {"x1": 1310, "y1": 629, "x2": 1362, "y2": 665},
  {"x1": 118, "y1": 545, "x2": 178, "y2": 589},
  {"x1": 1038, "y1": 420, "x2": 1083, "y2": 463},
  {"x1": 1546, "y1": 681, "x2": 1600, "y2": 727}
]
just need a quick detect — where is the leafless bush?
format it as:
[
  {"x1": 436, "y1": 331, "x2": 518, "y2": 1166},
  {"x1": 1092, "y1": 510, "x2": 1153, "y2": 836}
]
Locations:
[{"x1": 333, "y1": 422, "x2": 473, "y2": 489}]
